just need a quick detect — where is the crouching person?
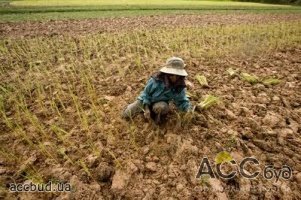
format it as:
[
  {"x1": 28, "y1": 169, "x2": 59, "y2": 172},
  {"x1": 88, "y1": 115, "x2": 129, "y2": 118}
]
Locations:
[{"x1": 122, "y1": 57, "x2": 192, "y2": 124}]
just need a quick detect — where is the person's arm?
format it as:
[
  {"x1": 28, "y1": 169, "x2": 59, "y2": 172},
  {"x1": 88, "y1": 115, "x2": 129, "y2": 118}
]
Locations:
[
  {"x1": 138, "y1": 78, "x2": 155, "y2": 108},
  {"x1": 174, "y1": 88, "x2": 191, "y2": 112},
  {"x1": 138, "y1": 78, "x2": 155, "y2": 120}
]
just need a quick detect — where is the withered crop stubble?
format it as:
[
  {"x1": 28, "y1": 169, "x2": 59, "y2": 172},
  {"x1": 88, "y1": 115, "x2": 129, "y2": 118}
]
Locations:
[{"x1": 0, "y1": 20, "x2": 301, "y2": 199}]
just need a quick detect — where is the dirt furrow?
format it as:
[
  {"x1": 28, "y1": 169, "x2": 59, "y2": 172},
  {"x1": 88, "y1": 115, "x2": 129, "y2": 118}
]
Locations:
[{"x1": 1, "y1": 13, "x2": 301, "y2": 38}]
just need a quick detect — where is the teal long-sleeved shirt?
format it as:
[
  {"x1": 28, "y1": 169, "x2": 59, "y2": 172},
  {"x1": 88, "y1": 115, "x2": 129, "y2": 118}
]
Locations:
[{"x1": 137, "y1": 77, "x2": 191, "y2": 112}]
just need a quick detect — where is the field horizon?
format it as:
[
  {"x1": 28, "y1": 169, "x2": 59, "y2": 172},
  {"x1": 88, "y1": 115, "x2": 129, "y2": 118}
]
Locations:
[{"x1": 1, "y1": 0, "x2": 301, "y2": 22}]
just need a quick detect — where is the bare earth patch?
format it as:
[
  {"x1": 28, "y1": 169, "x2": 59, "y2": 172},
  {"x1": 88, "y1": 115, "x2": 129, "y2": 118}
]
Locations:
[
  {"x1": 0, "y1": 13, "x2": 301, "y2": 199},
  {"x1": 1, "y1": 13, "x2": 301, "y2": 38}
]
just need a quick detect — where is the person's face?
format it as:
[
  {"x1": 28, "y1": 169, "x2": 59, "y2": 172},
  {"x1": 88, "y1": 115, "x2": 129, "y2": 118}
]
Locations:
[{"x1": 168, "y1": 74, "x2": 179, "y2": 83}]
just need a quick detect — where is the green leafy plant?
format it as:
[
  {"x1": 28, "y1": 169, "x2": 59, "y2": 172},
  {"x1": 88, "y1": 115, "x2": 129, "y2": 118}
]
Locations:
[
  {"x1": 262, "y1": 78, "x2": 281, "y2": 85},
  {"x1": 215, "y1": 151, "x2": 234, "y2": 164},
  {"x1": 198, "y1": 95, "x2": 220, "y2": 109},
  {"x1": 240, "y1": 72, "x2": 259, "y2": 84},
  {"x1": 199, "y1": 174, "x2": 211, "y2": 187},
  {"x1": 227, "y1": 68, "x2": 239, "y2": 77},
  {"x1": 195, "y1": 74, "x2": 209, "y2": 87}
]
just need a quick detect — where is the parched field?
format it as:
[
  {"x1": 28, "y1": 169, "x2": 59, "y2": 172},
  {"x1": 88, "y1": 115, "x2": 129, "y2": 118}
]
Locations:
[
  {"x1": 1, "y1": 0, "x2": 301, "y2": 22},
  {"x1": 1, "y1": 7, "x2": 301, "y2": 200},
  {"x1": 1, "y1": 13, "x2": 301, "y2": 38}
]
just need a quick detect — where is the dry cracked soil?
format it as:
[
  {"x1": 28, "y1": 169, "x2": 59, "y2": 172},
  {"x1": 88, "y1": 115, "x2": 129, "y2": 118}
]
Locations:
[{"x1": 1, "y1": 13, "x2": 301, "y2": 200}]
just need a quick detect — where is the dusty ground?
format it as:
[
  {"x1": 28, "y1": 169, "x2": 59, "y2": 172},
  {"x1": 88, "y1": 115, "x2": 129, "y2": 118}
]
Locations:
[
  {"x1": 1, "y1": 13, "x2": 301, "y2": 200},
  {"x1": 1, "y1": 13, "x2": 301, "y2": 38}
]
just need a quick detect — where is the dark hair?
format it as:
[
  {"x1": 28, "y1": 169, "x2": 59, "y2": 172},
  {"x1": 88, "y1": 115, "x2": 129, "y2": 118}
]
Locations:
[{"x1": 152, "y1": 72, "x2": 186, "y2": 93}]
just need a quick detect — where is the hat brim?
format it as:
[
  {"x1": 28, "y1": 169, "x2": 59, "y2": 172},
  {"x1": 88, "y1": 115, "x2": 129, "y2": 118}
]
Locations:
[{"x1": 160, "y1": 66, "x2": 188, "y2": 77}]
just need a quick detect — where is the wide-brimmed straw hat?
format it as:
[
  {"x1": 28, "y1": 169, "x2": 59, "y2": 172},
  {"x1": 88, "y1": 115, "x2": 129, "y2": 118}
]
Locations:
[{"x1": 160, "y1": 57, "x2": 188, "y2": 77}]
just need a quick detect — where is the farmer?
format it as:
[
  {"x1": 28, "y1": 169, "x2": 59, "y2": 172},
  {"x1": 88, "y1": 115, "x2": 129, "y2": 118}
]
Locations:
[{"x1": 122, "y1": 57, "x2": 192, "y2": 124}]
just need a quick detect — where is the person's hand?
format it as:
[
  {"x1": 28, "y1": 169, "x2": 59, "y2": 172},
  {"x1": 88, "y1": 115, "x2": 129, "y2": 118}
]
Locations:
[
  {"x1": 185, "y1": 80, "x2": 195, "y2": 89},
  {"x1": 189, "y1": 105, "x2": 196, "y2": 112},
  {"x1": 144, "y1": 106, "x2": 151, "y2": 120},
  {"x1": 144, "y1": 109, "x2": 151, "y2": 120}
]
